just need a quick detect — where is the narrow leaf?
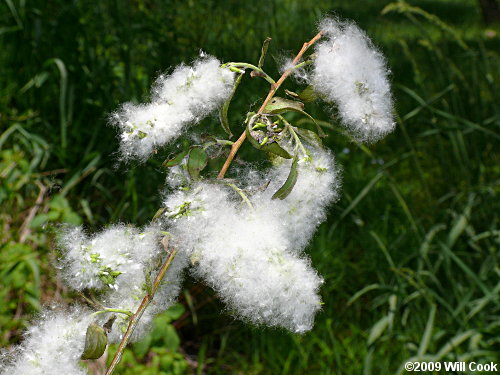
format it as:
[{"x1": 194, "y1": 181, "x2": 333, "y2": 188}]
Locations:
[
  {"x1": 258, "y1": 37, "x2": 272, "y2": 68},
  {"x1": 297, "y1": 85, "x2": 318, "y2": 102},
  {"x1": 448, "y1": 195, "x2": 473, "y2": 247},
  {"x1": 152, "y1": 207, "x2": 166, "y2": 221},
  {"x1": 367, "y1": 316, "x2": 389, "y2": 346},
  {"x1": 435, "y1": 330, "x2": 477, "y2": 360},
  {"x1": 272, "y1": 157, "x2": 299, "y2": 200},
  {"x1": 418, "y1": 304, "x2": 436, "y2": 357},
  {"x1": 187, "y1": 147, "x2": 208, "y2": 180},
  {"x1": 219, "y1": 73, "x2": 243, "y2": 137},
  {"x1": 163, "y1": 148, "x2": 188, "y2": 167}
]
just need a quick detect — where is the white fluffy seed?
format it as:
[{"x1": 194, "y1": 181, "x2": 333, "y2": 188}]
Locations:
[
  {"x1": 0, "y1": 307, "x2": 91, "y2": 375},
  {"x1": 110, "y1": 55, "x2": 235, "y2": 160},
  {"x1": 162, "y1": 144, "x2": 339, "y2": 332},
  {"x1": 312, "y1": 18, "x2": 395, "y2": 142}
]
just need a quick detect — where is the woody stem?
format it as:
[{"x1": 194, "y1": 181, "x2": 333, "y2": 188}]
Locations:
[{"x1": 104, "y1": 244, "x2": 178, "y2": 375}]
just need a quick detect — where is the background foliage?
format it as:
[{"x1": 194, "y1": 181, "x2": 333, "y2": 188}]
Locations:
[{"x1": 1, "y1": 0, "x2": 498, "y2": 374}]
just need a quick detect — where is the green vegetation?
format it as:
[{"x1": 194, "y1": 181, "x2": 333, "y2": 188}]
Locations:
[{"x1": 1, "y1": 0, "x2": 498, "y2": 374}]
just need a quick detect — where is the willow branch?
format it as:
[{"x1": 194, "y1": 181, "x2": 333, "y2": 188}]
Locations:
[
  {"x1": 216, "y1": 31, "x2": 323, "y2": 179},
  {"x1": 104, "y1": 243, "x2": 178, "y2": 375}
]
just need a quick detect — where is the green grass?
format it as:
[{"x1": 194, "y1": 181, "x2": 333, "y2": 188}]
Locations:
[{"x1": 1, "y1": 0, "x2": 498, "y2": 374}]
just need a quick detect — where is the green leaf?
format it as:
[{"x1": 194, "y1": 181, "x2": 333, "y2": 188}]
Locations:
[
  {"x1": 297, "y1": 85, "x2": 318, "y2": 103},
  {"x1": 152, "y1": 207, "x2": 166, "y2": 221},
  {"x1": 367, "y1": 316, "x2": 389, "y2": 346},
  {"x1": 48, "y1": 194, "x2": 67, "y2": 211},
  {"x1": 261, "y1": 143, "x2": 293, "y2": 159},
  {"x1": 163, "y1": 148, "x2": 188, "y2": 168},
  {"x1": 133, "y1": 333, "x2": 153, "y2": 358},
  {"x1": 294, "y1": 127, "x2": 323, "y2": 148},
  {"x1": 264, "y1": 97, "x2": 305, "y2": 114},
  {"x1": 258, "y1": 37, "x2": 272, "y2": 68},
  {"x1": 161, "y1": 325, "x2": 180, "y2": 351},
  {"x1": 81, "y1": 323, "x2": 108, "y2": 360},
  {"x1": 187, "y1": 147, "x2": 208, "y2": 180},
  {"x1": 219, "y1": 73, "x2": 243, "y2": 137},
  {"x1": 29, "y1": 213, "x2": 49, "y2": 228},
  {"x1": 151, "y1": 315, "x2": 181, "y2": 352},
  {"x1": 200, "y1": 133, "x2": 218, "y2": 143},
  {"x1": 418, "y1": 304, "x2": 437, "y2": 357},
  {"x1": 164, "y1": 303, "x2": 185, "y2": 321},
  {"x1": 63, "y1": 211, "x2": 82, "y2": 225},
  {"x1": 47, "y1": 210, "x2": 60, "y2": 221},
  {"x1": 272, "y1": 157, "x2": 299, "y2": 200}
]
